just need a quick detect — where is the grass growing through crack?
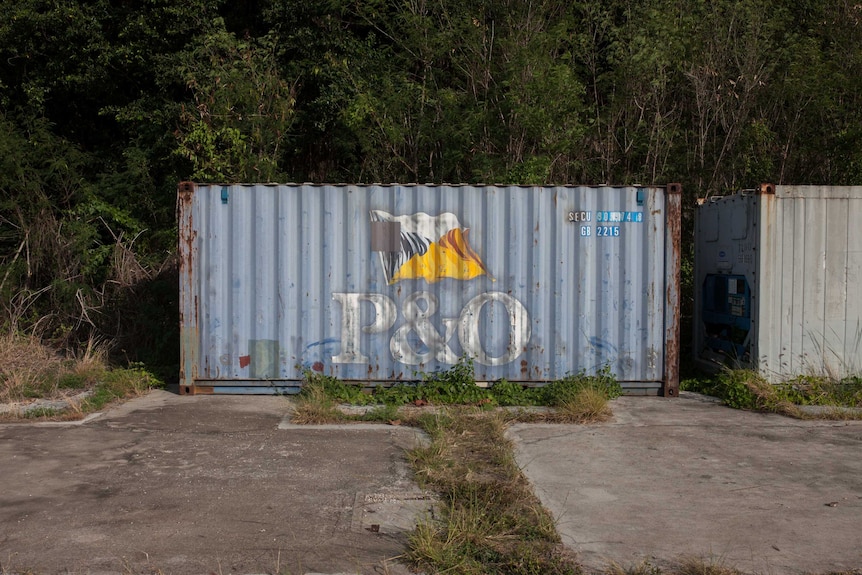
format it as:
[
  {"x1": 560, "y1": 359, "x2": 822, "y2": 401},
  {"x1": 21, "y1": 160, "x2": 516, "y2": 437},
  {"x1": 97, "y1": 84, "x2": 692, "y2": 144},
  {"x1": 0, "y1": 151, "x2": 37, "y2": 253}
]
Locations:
[
  {"x1": 289, "y1": 378, "x2": 346, "y2": 424},
  {"x1": 553, "y1": 386, "x2": 614, "y2": 422},
  {"x1": 288, "y1": 362, "x2": 623, "y2": 574},
  {"x1": 602, "y1": 556, "x2": 862, "y2": 575},
  {"x1": 406, "y1": 408, "x2": 579, "y2": 575},
  {"x1": 295, "y1": 358, "x2": 621, "y2": 424},
  {"x1": 603, "y1": 556, "x2": 745, "y2": 575}
]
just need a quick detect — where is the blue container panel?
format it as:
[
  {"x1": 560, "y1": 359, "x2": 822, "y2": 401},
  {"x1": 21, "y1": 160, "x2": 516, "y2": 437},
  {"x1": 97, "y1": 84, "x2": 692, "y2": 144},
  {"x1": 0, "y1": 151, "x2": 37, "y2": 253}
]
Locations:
[{"x1": 180, "y1": 184, "x2": 678, "y2": 390}]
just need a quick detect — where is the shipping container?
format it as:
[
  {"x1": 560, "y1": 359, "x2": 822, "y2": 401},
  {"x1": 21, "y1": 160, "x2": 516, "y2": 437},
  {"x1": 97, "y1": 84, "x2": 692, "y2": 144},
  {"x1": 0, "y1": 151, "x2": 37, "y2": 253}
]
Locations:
[
  {"x1": 178, "y1": 183, "x2": 681, "y2": 395},
  {"x1": 694, "y1": 184, "x2": 862, "y2": 381}
]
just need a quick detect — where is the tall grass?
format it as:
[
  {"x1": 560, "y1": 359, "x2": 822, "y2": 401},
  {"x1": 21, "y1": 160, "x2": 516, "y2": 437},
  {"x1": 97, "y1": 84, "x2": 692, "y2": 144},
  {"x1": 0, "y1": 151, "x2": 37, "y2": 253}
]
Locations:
[
  {"x1": 0, "y1": 332, "x2": 162, "y2": 418},
  {"x1": 683, "y1": 368, "x2": 862, "y2": 419},
  {"x1": 0, "y1": 333, "x2": 68, "y2": 403}
]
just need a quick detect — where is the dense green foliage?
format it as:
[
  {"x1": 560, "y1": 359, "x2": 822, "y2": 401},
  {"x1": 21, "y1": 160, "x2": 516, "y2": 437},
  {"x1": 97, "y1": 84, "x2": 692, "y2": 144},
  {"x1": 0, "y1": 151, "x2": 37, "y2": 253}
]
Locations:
[{"x1": 2, "y1": 0, "x2": 861, "y2": 376}]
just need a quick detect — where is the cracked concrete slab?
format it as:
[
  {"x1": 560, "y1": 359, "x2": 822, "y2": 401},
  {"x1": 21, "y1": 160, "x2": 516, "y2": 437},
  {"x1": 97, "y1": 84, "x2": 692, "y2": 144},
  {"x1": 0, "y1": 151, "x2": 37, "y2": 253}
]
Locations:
[
  {"x1": 508, "y1": 392, "x2": 862, "y2": 574},
  {"x1": 8, "y1": 388, "x2": 858, "y2": 575},
  {"x1": 0, "y1": 391, "x2": 425, "y2": 575}
]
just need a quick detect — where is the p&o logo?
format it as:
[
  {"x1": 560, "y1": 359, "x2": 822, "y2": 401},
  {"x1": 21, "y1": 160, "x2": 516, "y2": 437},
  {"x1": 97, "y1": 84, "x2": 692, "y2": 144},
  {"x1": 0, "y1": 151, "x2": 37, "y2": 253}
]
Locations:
[{"x1": 331, "y1": 211, "x2": 530, "y2": 367}]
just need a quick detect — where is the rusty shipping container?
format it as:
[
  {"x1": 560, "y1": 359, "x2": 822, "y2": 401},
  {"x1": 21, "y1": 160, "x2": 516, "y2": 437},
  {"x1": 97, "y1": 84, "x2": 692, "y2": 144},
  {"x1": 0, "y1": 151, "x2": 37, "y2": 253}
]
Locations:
[
  {"x1": 694, "y1": 184, "x2": 862, "y2": 381},
  {"x1": 178, "y1": 183, "x2": 681, "y2": 395}
]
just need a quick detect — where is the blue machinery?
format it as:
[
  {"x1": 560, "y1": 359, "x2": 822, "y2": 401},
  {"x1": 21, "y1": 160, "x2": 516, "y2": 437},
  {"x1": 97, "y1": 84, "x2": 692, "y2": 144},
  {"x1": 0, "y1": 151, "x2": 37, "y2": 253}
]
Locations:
[{"x1": 701, "y1": 274, "x2": 751, "y2": 361}]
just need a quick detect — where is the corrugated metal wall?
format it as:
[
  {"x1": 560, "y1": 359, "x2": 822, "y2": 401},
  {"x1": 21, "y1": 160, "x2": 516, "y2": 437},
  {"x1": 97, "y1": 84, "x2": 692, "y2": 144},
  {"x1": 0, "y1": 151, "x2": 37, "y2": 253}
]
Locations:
[
  {"x1": 694, "y1": 185, "x2": 862, "y2": 381},
  {"x1": 179, "y1": 183, "x2": 680, "y2": 395},
  {"x1": 758, "y1": 186, "x2": 862, "y2": 378}
]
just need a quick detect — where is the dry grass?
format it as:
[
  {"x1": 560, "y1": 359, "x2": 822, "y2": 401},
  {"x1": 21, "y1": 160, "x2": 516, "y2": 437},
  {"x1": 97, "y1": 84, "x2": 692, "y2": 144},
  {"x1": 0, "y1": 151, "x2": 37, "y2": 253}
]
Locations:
[
  {"x1": 409, "y1": 409, "x2": 518, "y2": 488},
  {"x1": 71, "y1": 335, "x2": 109, "y2": 373},
  {"x1": 604, "y1": 559, "x2": 664, "y2": 575},
  {"x1": 602, "y1": 556, "x2": 862, "y2": 575},
  {"x1": 734, "y1": 372, "x2": 862, "y2": 420},
  {"x1": 0, "y1": 332, "x2": 160, "y2": 420},
  {"x1": 603, "y1": 555, "x2": 756, "y2": 575},
  {"x1": 1, "y1": 335, "x2": 108, "y2": 405},
  {"x1": 289, "y1": 381, "x2": 346, "y2": 424},
  {"x1": 553, "y1": 387, "x2": 613, "y2": 423},
  {"x1": 742, "y1": 375, "x2": 806, "y2": 417},
  {"x1": 802, "y1": 407, "x2": 862, "y2": 421},
  {"x1": 672, "y1": 556, "x2": 745, "y2": 575},
  {"x1": 0, "y1": 333, "x2": 62, "y2": 375},
  {"x1": 507, "y1": 387, "x2": 615, "y2": 424},
  {"x1": 0, "y1": 367, "x2": 45, "y2": 404},
  {"x1": 0, "y1": 333, "x2": 66, "y2": 403}
]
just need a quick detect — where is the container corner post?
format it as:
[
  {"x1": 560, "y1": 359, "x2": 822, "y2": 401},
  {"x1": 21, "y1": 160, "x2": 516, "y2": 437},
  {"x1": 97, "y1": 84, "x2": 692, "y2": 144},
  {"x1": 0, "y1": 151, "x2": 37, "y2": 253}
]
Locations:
[
  {"x1": 758, "y1": 183, "x2": 775, "y2": 195},
  {"x1": 663, "y1": 183, "x2": 682, "y2": 397}
]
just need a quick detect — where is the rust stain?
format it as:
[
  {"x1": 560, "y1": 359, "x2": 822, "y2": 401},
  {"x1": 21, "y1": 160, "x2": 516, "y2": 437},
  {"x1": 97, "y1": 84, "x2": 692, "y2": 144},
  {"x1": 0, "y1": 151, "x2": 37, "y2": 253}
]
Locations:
[
  {"x1": 239, "y1": 355, "x2": 251, "y2": 368},
  {"x1": 312, "y1": 361, "x2": 324, "y2": 372},
  {"x1": 662, "y1": 183, "x2": 682, "y2": 398},
  {"x1": 178, "y1": 182, "x2": 200, "y2": 391}
]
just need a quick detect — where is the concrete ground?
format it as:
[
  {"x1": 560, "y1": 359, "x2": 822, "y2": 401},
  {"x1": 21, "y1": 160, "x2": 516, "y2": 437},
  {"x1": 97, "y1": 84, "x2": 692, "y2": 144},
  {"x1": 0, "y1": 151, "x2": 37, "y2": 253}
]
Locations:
[
  {"x1": 508, "y1": 392, "x2": 862, "y2": 575},
  {"x1": 2, "y1": 391, "x2": 861, "y2": 575},
  {"x1": 0, "y1": 391, "x2": 431, "y2": 575}
]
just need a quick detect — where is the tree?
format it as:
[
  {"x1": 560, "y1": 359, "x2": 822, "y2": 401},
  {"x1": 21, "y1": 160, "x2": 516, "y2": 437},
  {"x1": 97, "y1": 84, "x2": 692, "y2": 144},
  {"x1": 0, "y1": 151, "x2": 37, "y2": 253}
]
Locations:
[{"x1": 173, "y1": 20, "x2": 297, "y2": 182}]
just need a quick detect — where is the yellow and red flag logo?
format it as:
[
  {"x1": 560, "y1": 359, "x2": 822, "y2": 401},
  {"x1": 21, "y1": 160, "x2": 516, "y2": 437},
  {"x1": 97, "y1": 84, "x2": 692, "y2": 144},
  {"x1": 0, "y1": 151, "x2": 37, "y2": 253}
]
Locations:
[{"x1": 370, "y1": 211, "x2": 493, "y2": 284}]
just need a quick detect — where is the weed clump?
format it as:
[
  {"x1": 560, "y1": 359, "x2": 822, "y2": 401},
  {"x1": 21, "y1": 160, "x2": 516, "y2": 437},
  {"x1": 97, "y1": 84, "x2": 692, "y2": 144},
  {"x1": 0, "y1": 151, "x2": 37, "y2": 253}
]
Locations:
[
  {"x1": 783, "y1": 374, "x2": 862, "y2": 407},
  {"x1": 292, "y1": 359, "x2": 622, "y2": 424},
  {"x1": 290, "y1": 373, "x2": 347, "y2": 424},
  {"x1": 541, "y1": 366, "x2": 622, "y2": 402},
  {"x1": 686, "y1": 369, "x2": 804, "y2": 416},
  {"x1": 603, "y1": 556, "x2": 749, "y2": 575},
  {"x1": 373, "y1": 357, "x2": 489, "y2": 406},
  {"x1": 77, "y1": 364, "x2": 160, "y2": 412},
  {"x1": 554, "y1": 387, "x2": 613, "y2": 423},
  {"x1": 682, "y1": 368, "x2": 862, "y2": 419}
]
